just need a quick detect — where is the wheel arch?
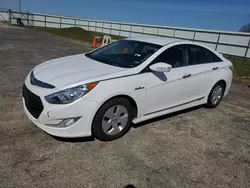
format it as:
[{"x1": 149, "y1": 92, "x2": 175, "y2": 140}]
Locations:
[
  {"x1": 216, "y1": 79, "x2": 227, "y2": 90},
  {"x1": 100, "y1": 95, "x2": 138, "y2": 118},
  {"x1": 90, "y1": 94, "x2": 139, "y2": 136},
  {"x1": 91, "y1": 94, "x2": 139, "y2": 132},
  {"x1": 208, "y1": 80, "x2": 227, "y2": 98},
  {"x1": 205, "y1": 79, "x2": 227, "y2": 108},
  {"x1": 108, "y1": 95, "x2": 138, "y2": 118}
]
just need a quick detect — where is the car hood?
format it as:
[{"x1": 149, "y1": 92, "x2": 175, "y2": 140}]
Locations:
[{"x1": 33, "y1": 54, "x2": 134, "y2": 89}]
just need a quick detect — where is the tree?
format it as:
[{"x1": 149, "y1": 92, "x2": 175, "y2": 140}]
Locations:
[{"x1": 239, "y1": 22, "x2": 250, "y2": 33}]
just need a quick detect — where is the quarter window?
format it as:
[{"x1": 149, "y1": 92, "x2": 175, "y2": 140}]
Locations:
[
  {"x1": 153, "y1": 45, "x2": 186, "y2": 68},
  {"x1": 187, "y1": 45, "x2": 222, "y2": 65}
]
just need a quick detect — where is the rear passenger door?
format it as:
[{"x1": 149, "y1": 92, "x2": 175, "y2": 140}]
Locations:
[{"x1": 186, "y1": 44, "x2": 223, "y2": 99}]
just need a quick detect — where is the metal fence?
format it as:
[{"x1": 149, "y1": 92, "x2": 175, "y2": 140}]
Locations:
[{"x1": 1, "y1": 8, "x2": 250, "y2": 58}]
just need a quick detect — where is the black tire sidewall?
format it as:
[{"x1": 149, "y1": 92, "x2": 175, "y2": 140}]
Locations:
[
  {"x1": 92, "y1": 98, "x2": 133, "y2": 141},
  {"x1": 207, "y1": 82, "x2": 225, "y2": 108}
]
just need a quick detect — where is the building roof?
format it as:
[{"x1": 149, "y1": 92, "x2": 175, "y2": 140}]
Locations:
[{"x1": 125, "y1": 36, "x2": 183, "y2": 46}]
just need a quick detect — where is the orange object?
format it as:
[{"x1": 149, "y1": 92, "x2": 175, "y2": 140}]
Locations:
[
  {"x1": 87, "y1": 81, "x2": 99, "y2": 90},
  {"x1": 92, "y1": 36, "x2": 97, "y2": 48},
  {"x1": 124, "y1": 48, "x2": 128, "y2": 54}
]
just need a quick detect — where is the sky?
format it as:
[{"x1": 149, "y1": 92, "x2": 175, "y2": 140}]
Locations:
[{"x1": 1, "y1": 0, "x2": 250, "y2": 31}]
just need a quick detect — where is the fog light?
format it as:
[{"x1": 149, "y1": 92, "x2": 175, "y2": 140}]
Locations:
[
  {"x1": 57, "y1": 117, "x2": 81, "y2": 128},
  {"x1": 46, "y1": 117, "x2": 81, "y2": 128}
]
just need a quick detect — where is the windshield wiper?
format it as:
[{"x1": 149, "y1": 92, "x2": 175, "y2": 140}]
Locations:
[
  {"x1": 97, "y1": 58, "x2": 127, "y2": 68},
  {"x1": 85, "y1": 53, "x2": 92, "y2": 58},
  {"x1": 86, "y1": 54, "x2": 129, "y2": 68}
]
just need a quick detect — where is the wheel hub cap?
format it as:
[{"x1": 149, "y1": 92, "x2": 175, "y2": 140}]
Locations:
[
  {"x1": 102, "y1": 105, "x2": 128, "y2": 135},
  {"x1": 211, "y1": 85, "x2": 223, "y2": 105}
]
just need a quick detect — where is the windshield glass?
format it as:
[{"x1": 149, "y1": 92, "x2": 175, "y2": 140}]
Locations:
[{"x1": 85, "y1": 40, "x2": 162, "y2": 68}]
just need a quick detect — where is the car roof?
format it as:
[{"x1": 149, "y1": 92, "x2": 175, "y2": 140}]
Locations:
[{"x1": 125, "y1": 36, "x2": 183, "y2": 46}]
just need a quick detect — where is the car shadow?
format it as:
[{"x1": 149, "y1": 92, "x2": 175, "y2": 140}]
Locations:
[
  {"x1": 50, "y1": 134, "x2": 95, "y2": 143},
  {"x1": 49, "y1": 105, "x2": 203, "y2": 142},
  {"x1": 123, "y1": 185, "x2": 137, "y2": 188},
  {"x1": 133, "y1": 105, "x2": 203, "y2": 128}
]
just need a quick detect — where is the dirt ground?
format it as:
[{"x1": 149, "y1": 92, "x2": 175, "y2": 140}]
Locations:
[{"x1": 0, "y1": 26, "x2": 250, "y2": 188}]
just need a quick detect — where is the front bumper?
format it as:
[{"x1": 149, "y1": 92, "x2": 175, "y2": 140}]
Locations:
[{"x1": 22, "y1": 85, "x2": 99, "y2": 138}]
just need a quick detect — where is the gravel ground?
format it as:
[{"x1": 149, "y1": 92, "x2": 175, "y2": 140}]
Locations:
[{"x1": 0, "y1": 26, "x2": 250, "y2": 188}]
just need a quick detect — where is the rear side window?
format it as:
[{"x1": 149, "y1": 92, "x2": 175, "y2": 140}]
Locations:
[{"x1": 187, "y1": 45, "x2": 222, "y2": 65}]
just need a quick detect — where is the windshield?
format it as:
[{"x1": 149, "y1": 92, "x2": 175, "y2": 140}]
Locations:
[{"x1": 85, "y1": 40, "x2": 162, "y2": 68}]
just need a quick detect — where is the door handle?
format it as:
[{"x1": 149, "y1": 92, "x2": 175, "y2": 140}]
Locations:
[
  {"x1": 212, "y1": 67, "x2": 218, "y2": 70},
  {"x1": 183, "y1": 73, "x2": 191, "y2": 78}
]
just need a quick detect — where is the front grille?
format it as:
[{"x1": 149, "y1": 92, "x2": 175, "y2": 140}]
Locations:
[{"x1": 22, "y1": 84, "x2": 44, "y2": 119}]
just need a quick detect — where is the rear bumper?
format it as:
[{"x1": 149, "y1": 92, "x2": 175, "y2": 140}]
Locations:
[{"x1": 224, "y1": 75, "x2": 232, "y2": 96}]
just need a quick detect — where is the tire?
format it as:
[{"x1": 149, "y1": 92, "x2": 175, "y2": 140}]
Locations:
[
  {"x1": 92, "y1": 98, "x2": 133, "y2": 141},
  {"x1": 205, "y1": 81, "x2": 225, "y2": 108}
]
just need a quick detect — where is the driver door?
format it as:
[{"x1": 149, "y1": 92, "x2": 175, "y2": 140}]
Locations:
[{"x1": 142, "y1": 44, "x2": 203, "y2": 115}]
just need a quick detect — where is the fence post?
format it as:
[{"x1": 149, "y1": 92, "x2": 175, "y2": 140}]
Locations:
[
  {"x1": 118, "y1": 24, "x2": 121, "y2": 36},
  {"x1": 244, "y1": 38, "x2": 250, "y2": 59},
  {"x1": 193, "y1": 31, "x2": 196, "y2": 41},
  {"x1": 8, "y1": 9, "x2": 11, "y2": 24},
  {"x1": 173, "y1": 29, "x2": 176, "y2": 38},
  {"x1": 45, "y1": 15, "x2": 46, "y2": 28},
  {"x1": 75, "y1": 19, "x2": 76, "y2": 27},
  {"x1": 129, "y1": 25, "x2": 132, "y2": 37},
  {"x1": 215, "y1": 33, "x2": 221, "y2": 51},
  {"x1": 27, "y1": 12, "x2": 29, "y2": 26},
  {"x1": 60, "y1": 17, "x2": 61, "y2": 28},
  {"x1": 157, "y1": 28, "x2": 159, "y2": 36},
  {"x1": 141, "y1": 26, "x2": 144, "y2": 36}
]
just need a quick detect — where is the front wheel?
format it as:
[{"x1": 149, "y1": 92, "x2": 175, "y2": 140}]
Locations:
[
  {"x1": 92, "y1": 98, "x2": 133, "y2": 141},
  {"x1": 205, "y1": 82, "x2": 225, "y2": 108}
]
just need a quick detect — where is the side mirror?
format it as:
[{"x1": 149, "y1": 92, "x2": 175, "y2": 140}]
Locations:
[{"x1": 149, "y1": 62, "x2": 172, "y2": 72}]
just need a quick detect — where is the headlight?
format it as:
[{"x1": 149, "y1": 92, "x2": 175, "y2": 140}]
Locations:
[{"x1": 45, "y1": 82, "x2": 98, "y2": 104}]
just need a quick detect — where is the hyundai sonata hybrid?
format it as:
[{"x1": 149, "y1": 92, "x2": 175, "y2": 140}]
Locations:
[{"x1": 22, "y1": 36, "x2": 233, "y2": 141}]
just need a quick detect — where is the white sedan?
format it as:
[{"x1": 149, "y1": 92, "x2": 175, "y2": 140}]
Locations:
[{"x1": 23, "y1": 36, "x2": 233, "y2": 141}]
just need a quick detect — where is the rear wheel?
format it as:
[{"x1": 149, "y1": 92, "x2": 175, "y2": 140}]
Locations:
[
  {"x1": 206, "y1": 82, "x2": 225, "y2": 108},
  {"x1": 92, "y1": 98, "x2": 133, "y2": 141}
]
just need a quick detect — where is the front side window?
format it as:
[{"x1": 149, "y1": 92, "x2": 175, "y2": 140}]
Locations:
[
  {"x1": 152, "y1": 45, "x2": 187, "y2": 68},
  {"x1": 187, "y1": 45, "x2": 222, "y2": 65},
  {"x1": 85, "y1": 40, "x2": 162, "y2": 68}
]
